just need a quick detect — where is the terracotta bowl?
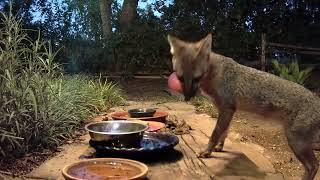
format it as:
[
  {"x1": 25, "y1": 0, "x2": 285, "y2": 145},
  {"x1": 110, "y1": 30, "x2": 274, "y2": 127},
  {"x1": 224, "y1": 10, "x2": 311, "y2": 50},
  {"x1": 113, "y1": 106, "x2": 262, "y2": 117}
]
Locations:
[
  {"x1": 62, "y1": 158, "x2": 148, "y2": 180},
  {"x1": 111, "y1": 111, "x2": 168, "y2": 122}
]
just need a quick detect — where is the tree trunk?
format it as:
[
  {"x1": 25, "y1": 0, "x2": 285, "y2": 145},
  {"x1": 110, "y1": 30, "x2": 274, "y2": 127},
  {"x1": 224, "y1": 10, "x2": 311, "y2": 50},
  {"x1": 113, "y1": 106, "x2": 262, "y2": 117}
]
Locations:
[
  {"x1": 99, "y1": 0, "x2": 113, "y2": 39},
  {"x1": 119, "y1": 0, "x2": 139, "y2": 31},
  {"x1": 260, "y1": 33, "x2": 266, "y2": 71}
]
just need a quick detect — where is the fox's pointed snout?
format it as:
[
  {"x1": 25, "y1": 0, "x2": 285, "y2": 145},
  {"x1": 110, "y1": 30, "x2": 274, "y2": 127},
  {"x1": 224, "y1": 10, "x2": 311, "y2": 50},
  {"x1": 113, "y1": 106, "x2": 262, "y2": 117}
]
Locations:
[{"x1": 182, "y1": 77, "x2": 199, "y2": 101}]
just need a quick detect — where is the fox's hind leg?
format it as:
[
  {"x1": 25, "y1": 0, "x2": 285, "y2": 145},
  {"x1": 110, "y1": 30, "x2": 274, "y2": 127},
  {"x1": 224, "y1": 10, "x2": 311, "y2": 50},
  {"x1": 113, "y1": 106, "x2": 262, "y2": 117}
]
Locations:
[{"x1": 286, "y1": 129, "x2": 319, "y2": 180}]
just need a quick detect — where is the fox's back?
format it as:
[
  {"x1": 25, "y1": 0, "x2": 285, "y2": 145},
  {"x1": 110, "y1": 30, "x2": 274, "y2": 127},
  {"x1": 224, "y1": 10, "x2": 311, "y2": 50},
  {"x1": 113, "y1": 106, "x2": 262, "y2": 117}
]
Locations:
[{"x1": 205, "y1": 53, "x2": 320, "y2": 125}]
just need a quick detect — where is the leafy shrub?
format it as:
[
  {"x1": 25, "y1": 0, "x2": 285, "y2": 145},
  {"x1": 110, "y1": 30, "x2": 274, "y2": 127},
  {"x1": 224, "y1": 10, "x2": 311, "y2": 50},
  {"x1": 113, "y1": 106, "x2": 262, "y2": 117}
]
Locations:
[
  {"x1": 51, "y1": 75, "x2": 124, "y2": 114},
  {"x1": 271, "y1": 59, "x2": 313, "y2": 85},
  {"x1": 109, "y1": 25, "x2": 170, "y2": 74},
  {"x1": 63, "y1": 8, "x2": 171, "y2": 75},
  {"x1": 0, "y1": 10, "x2": 123, "y2": 157},
  {"x1": 63, "y1": 39, "x2": 111, "y2": 74}
]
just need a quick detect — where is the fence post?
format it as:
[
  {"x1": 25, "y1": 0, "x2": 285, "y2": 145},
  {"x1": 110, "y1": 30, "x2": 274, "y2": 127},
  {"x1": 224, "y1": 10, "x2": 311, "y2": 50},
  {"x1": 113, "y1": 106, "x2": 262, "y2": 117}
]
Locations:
[{"x1": 261, "y1": 33, "x2": 266, "y2": 71}]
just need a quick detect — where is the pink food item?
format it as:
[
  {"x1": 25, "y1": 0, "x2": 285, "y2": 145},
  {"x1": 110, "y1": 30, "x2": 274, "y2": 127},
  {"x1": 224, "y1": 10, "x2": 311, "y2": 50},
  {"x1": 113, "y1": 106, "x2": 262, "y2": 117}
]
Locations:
[
  {"x1": 146, "y1": 121, "x2": 166, "y2": 132},
  {"x1": 126, "y1": 120, "x2": 166, "y2": 132},
  {"x1": 168, "y1": 72, "x2": 183, "y2": 93}
]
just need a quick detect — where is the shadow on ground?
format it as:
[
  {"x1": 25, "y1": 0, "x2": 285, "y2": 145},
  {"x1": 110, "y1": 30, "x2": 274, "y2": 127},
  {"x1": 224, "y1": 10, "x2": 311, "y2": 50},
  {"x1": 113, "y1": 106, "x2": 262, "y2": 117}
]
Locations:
[
  {"x1": 93, "y1": 149, "x2": 183, "y2": 165},
  {"x1": 214, "y1": 151, "x2": 266, "y2": 179}
]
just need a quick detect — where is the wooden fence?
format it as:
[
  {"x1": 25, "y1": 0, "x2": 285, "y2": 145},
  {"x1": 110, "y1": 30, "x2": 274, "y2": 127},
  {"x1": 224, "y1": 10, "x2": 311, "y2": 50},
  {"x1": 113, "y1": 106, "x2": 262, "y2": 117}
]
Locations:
[{"x1": 260, "y1": 33, "x2": 320, "y2": 71}]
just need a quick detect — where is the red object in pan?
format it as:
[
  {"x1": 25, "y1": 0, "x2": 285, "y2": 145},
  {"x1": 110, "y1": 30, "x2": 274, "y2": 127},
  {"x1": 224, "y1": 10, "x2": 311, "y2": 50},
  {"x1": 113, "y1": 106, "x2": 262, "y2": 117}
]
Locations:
[{"x1": 111, "y1": 111, "x2": 168, "y2": 122}]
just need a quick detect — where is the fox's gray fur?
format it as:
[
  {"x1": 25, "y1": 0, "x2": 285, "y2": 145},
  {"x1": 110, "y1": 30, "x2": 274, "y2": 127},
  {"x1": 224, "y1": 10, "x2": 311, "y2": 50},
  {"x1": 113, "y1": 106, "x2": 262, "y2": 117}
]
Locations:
[{"x1": 168, "y1": 34, "x2": 320, "y2": 180}]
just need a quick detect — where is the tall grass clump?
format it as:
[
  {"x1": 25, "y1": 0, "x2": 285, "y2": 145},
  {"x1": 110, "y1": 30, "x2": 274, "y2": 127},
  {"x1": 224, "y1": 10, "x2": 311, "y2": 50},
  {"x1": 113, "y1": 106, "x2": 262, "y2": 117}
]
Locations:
[{"x1": 0, "y1": 10, "x2": 124, "y2": 158}]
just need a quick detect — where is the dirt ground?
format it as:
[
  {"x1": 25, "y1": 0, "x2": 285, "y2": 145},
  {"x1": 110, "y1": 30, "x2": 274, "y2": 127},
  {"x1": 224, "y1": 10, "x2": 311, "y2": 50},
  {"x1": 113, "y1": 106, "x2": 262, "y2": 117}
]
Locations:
[
  {"x1": 0, "y1": 128, "x2": 87, "y2": 177},
  {"x1": 1, "y1": 78, "x2": 319, "y2": 179},
  {"x1": 0, "y1": 151, "x2": 55, "y2": 177},
  {"x1": 116, "y1": 78, "x2": 320, "y2": 179}
]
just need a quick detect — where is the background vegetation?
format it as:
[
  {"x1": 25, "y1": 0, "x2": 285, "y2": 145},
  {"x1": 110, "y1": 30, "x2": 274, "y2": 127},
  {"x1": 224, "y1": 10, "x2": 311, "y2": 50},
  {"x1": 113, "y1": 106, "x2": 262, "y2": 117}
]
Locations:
[
  {"x1": 271, "y1": 59, "x2": 313, "y2": 85},
  {"x1": 1, "y1": 0, "x2": 319, "y2": 74},
  {"x1": 0, "y1": 10, "x2": 124, "y2": 158}
]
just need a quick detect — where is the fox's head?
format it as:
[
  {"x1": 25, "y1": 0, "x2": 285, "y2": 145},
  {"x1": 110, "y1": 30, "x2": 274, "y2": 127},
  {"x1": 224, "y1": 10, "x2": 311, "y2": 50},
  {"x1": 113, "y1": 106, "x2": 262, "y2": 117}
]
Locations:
[{"x1": 167, "y1": 34, "x2": 212, "y2": 101}]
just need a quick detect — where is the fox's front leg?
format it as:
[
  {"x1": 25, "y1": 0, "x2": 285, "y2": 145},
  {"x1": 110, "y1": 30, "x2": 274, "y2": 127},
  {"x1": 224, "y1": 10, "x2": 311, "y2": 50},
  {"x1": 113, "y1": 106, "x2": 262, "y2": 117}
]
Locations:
[
  {"x1": 198, "y1": 108, "x2": 235, "y2": 158},
  {"x1": 214, "y1": 128, "x2": 229, "y2": 152}
]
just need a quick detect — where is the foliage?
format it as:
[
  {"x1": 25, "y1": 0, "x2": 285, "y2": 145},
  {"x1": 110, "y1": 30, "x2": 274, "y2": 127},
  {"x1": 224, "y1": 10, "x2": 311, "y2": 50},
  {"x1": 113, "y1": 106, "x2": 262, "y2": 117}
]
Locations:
[
  {"x1": 271, "y1": 59, "x2": 313, "y2": 85},
  {"x1": 108, "y1": 8, "x2": 170, "y2": 73},
  {"x1": 63, "y1": 39, "x2": 110, "y2": 73},
  {"x1": 1, "y1": 0, "x2": 319, "y2": 73},
  {"x1": 0, "y1": 10, "x2": 123, "y2": 157},
  {"x1": 63, "y1": 4, "x2": 170, "y2": 74},
  {"x1": 191, "y1": 96, "x2": 218, "y2": 118}
]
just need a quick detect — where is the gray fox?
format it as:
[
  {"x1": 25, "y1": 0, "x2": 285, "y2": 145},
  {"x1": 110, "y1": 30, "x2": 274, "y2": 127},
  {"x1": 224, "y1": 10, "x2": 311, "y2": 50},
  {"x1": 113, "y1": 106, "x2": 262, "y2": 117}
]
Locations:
[{"x1": 167, "y1": 33, "x2": 320, "y2": 180}]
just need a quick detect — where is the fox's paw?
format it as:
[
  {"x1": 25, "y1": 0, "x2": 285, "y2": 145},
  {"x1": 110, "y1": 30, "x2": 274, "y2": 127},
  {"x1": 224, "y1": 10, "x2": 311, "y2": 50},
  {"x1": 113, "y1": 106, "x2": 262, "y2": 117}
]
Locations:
[
  {"x1": 197, "y1": 150, "x2": 212, "y2": 158},
  {"x1": 214, "y1": 143, "x2": 224, "y2": 152}
]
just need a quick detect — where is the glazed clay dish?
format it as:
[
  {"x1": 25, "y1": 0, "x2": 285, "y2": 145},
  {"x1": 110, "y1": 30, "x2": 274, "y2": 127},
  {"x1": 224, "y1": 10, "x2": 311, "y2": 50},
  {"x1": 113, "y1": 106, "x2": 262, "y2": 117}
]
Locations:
[{"x1": 62, "y1": 158, "x2": 148, "y2": 180}]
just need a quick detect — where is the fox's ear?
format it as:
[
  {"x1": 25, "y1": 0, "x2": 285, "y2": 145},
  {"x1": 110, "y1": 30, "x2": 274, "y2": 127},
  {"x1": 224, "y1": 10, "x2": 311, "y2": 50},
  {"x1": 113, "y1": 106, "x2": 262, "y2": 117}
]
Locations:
[
  {"x1": 167, "y1": 35, "x2": 184, "y2": 54},
  {"x1": 196, "y1": 33, "x2": 212, "y2": 55}
]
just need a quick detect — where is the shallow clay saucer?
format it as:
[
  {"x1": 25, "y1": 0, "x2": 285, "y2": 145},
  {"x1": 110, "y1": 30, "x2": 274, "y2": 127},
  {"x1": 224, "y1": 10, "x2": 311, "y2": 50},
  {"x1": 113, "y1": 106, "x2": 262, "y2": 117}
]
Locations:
[{"x1": 62, "y1": 158, "x2": 148, "y2": 180}]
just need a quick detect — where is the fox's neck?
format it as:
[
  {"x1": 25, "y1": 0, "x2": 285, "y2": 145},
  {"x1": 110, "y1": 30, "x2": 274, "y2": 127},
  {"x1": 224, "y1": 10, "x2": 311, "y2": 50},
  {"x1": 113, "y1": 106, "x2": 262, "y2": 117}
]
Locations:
[
  {"x1": 199, "y1": 52, "x2": 226, "y2": 103},
  {"x1": 200, "y1": 53, "x2": 218, "y2": 86},
  {"x1": 205, "y1": 52, "x2": 222, "y2": 77},
  {"x1": 200, "y1": 52, "x2": 227, "y2": 86}
]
